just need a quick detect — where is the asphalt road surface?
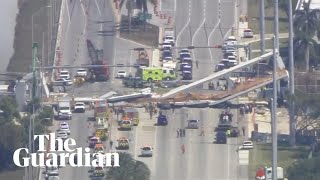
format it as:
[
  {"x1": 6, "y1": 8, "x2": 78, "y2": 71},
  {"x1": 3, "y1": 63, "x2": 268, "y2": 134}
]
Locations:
[
  {"x1": 133, "y1": 108, "x2": 240, "y2": 180},
  {"x1": 151, "y1": 0, "x2": 241, "y2": 179}
]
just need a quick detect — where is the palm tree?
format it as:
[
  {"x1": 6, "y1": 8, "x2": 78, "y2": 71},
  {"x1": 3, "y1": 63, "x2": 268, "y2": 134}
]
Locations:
[
  {"x1": 119, "y1": 0, "x2": 156, "y2": 32},
  {"x1": 293, "y1": 0, "x2": 320, "y2": 72},
  {"x1": 105, "y1": 152, "x2": 151, "y2": 180}
]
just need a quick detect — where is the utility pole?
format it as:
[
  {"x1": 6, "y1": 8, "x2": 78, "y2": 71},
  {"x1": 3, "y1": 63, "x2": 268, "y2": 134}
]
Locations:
[
  {"x1": 259, "y1": 0, "x2": 265, "y2": 55},
  {"x1": 32, "y1": 43, "x2": 38, "y2": 99},
  {"x1": 288, "y1": 0, "x2": 296, "y2": 146},
  {"x1": 272, "y1": 36, "x2": 278, "y2": 180},
  {"x1": 274, "y1": 0, "x2": 279, "y2": 50}
]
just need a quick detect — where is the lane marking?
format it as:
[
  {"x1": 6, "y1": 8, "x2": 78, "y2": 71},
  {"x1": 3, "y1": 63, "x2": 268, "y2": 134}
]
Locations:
[
  {"x1": 66, "y1": 0, "x2": 71, "y2": 22},
  {"x1": 208, "y1": 19, "x2": 221, "y2": 62},
  {"x1": 191, "y1": 17, "x2": 206, "y2": 63},
  {"x1": 94, "y1": 0, "x2": 102, "y2": 16},
  {"x1": 79, "y1": 0, "x2": 86, "y2": 16},
  {"x1": 176, "y1": 0, "x2": 191, "y2": 48},
  {"x1": 112, "y1": 48, "x2": 116, "y2": 80}
]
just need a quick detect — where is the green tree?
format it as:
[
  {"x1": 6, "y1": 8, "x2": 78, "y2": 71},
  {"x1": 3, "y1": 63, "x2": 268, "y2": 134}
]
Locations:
[
  {"x1": 293, "y1": 1, "x2": 320, "y2": 72},
  {"x1": 0, "y1": 123, "x2": 25, "y2": 170},
  {"x1": 0, "y1": 96, "x2": 20, "y2": 124},
  {"x1": 287, "y1": 156, "x2": 320, "y2": 180},
  {"x1": 105, "y1": 152, "x2": 150, "y2": 180}
]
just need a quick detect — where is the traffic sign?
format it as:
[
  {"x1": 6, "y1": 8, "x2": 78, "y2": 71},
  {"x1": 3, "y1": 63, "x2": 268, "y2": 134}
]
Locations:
[{"x1": 139, "y1": 12, "x2": 152, "y2": 20}]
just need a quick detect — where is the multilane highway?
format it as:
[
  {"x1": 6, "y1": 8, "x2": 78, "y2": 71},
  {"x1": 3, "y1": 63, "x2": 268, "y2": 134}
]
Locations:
[
  {"x1": 51, "y1": 0, "x2": 244, "y2": 180},
  {"x1": 146, "y1": 0, "x2": 240, "y2": 179}
]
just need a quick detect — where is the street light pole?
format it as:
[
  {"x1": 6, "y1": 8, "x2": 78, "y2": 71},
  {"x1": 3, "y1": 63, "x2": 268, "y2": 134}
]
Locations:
[
  {"x1": 288, "y1": 0, "x2": 296, "y2": 146},
  {"x1": 260, "y1": 0, "x2": 265, "y2": 55},
  {"x1": 272, "y1": 36, "x2": 278, "y2": 180},
  {"x1": 274, "y1": 0, "x2": 279, "y2": 50}
]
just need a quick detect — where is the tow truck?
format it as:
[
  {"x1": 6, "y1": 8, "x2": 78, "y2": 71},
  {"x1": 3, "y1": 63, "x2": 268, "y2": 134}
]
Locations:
[{"x1": 117, "y1": 137, "x2": 129, "y2": 150}]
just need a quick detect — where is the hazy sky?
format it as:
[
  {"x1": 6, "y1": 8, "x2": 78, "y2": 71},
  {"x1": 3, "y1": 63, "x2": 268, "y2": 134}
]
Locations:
[{"x1": 0, "y1": 0, "x2": 19, "y2": 72}]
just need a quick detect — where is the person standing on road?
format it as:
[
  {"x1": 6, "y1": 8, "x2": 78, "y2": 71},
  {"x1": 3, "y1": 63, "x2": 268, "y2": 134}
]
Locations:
[
  {"x1": 181, "y1": 144, "x2": 185, "y2": 154},
  {"x1": 110, "y1": 140, "x2": 113, "y2": 149},
  {"x1": 196, "y1": 61, "x2": 199, "y2": 69},
  {"x1": 177, "y1": 129, "x2": 180, "y2": 138},
  {"x1": 179, "y1": 128, "x2": 183, "y2": 137},
  {"x1": 200, "y1": 126, "x2": 205, "y2": 136},
  {"x1": 182, "y1": 128, "x2": 186, "y2": 137},
  {"x1": 242, "y1": 126, "x2": 246, "y2": 136}
]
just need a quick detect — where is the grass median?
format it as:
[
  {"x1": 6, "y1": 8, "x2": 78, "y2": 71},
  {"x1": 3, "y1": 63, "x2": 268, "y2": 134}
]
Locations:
[{"x1": 249, "y1": 143, "x2": 310, "y2": 179}]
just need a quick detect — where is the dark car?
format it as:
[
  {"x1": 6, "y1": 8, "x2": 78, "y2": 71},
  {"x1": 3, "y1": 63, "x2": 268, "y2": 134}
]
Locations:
[
  {"x1": 157, "y1": 115, "x2": 168, "y2": 125},
  {"x1": 215, "y1": 131, "x2": 227, "y2": 144},
  {"x1": 182, "y1": 71, "x2": 192, "y2": 80},
  {"x1": 162, "y1": 51, "x2": 173, "y2": 59},
  {"x1": 179, "y1": 53, "x2": 191, "y2": 60}
]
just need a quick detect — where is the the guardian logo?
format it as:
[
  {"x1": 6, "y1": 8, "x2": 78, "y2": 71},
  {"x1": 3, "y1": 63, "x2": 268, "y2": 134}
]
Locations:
[{"x1": 12, "y1": 133, "x2": 120, "y2": 167}]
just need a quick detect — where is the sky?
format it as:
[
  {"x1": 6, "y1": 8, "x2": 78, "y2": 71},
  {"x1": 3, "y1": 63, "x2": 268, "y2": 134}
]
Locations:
[{"x1": 0, "y1": 0, "x2": 19, "y2": 72}]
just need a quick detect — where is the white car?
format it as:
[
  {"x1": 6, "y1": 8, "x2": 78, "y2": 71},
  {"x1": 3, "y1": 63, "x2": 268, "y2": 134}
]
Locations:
[
  {"x1": 56, "y1": 130, "x2": 68, "y2": 139},
  {"x1": 141, "y1": 146, "x2": 153, "y2": 157},
  {"x1": 242, "y1": 141, "x2": 253, "y2": 149},
  {"x1": 163, "y1": 35, "x2": 175, "y2": 45},
  {"x1": 54, "y1": 78, "x2": 73, "y2": 86},
  {"x1": 59, "y1": 70, "x2": 70, "y2": 79},
  {"x1": 74, "y1": 102, "x2": 86, "y2": 113},
  {"x1": 117, "y1": 70, "x2": 127, "y2": 78},
  {"x1": 162, "y1": 41, "x2": 172, "y2": 49},
  {"x1": 76, "y1": 68, "x2": 87, "y2": 77},
  {"x1": 243, "y1": 29, "x2": 254, "y2": 38},
  {"x1": 162, "y1": 61, "x2": 177, "y2": 69},
  {"x1": 59, "y1": 125, "x2": 71, "y2": 135},
  {"x1": 227, "y1": 56, "x2": 237, "y2": 61}
]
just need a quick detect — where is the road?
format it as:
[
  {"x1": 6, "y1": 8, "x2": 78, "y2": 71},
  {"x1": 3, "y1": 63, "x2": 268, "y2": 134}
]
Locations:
[
  {"x1": 52, "y1": 0, "x2": 148, "y2": 179},
  {"x1": 139, "y1": 0, "x2": 240, "y2": 179},
  {"x1": 52, "y1": 0, "x2": 244, "y2": 180},
  {"x1": 133, "y1": 107, "x2": 239, "y2": 180}
]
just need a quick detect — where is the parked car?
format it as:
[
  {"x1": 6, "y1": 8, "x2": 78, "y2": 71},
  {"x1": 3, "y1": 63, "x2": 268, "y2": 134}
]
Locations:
[
  {"x1": 76, "y1": 68, "x2": 87, "y2": 77},
  {"x1": 243, "y1": 29, "x2": 254, "y2": 38},
  {"x1": 187, "y1": 119, "x2": 199, "y2": 129},
  {"x1": 117, "y1": 70, "x2": 127, "y2": 78},
  {"x1": 242, "y1": 140, "x2": 253, "y2": 149},
  {"x1": 141, "y1": 145, "x2": 153, "y2": 157},
  {"x1": 163, "y1": 35, "x2": 175, "y2": 45},
  {"x1": 59, "y1": 70, "x2": 70, "y2": 79},
  {"x1": 74, "y1": 102, "x2": 85, "y2": 113}
]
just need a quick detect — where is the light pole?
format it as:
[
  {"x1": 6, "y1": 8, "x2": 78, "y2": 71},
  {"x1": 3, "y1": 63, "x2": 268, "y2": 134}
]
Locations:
[
  {"x1": 31, "y1": 5, "x2": 51, "y2": 98},
  {"x1": 272, "y1": 36, "x2": 278, "y2": 180},
  {"x1": 260, "y1": 0, "x2": 265, "y2": 55},
  {"x1": 288, "y1": 0, "x2": 296, "y2": 146},
  {"x1": 31, "y1": 5, "x2": 52, "y2": 51}
]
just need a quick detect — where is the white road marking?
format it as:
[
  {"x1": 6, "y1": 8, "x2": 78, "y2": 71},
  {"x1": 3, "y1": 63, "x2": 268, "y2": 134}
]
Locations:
[
  {"x1": 94, "y1": 0, "x2": 102, "y2": 15},
  {"x1": 175, "y1": 0, "x2": 191, "y2": 48},
  {"x1": 112, "y1": 48, "x2": 116, "y2": 80},
  {"x1": 223, "y1": 28, "x2": 232, "y2": 40},
  {"x1": 208, "y1": 19, "x2": 221, "y2": 62},
  {"x1": 66, "y1": 0, "x2": 71, "y2": 22}
]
